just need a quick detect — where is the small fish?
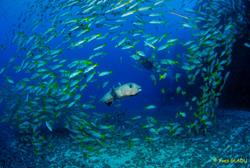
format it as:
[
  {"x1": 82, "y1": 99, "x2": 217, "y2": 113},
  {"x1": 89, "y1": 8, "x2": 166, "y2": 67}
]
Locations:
[
  {"x1": 149, "y1": 20, "x2": 166, "y2": 24},
  {"x1": 98, "y1": 71, "x2": 112, "y2": 77},
  {"x1": 25, "y1": 94, "x2": 29, "y2": 102},
  {"x1": 130, "y1": 138, "x2": 140, "y2": 142},
  {"x1": 148, "y1": 116, "x2": 158, "y2": 124},
  {"x1": 176, "y1": 86, "x2": 182, "y2": 94},
  {"x1": 159, "y1": 73, "x2": 167, "y2": 80},
  {"x1": 161, "y1": 88, "x2": 166, "y2": 94},
  {"x1": 144, "y1": 105, "x2": 157, "y2": 110},
  {"x1": 145, "y1": 136, "x2": 160, "y2": 142},
  {"x1": 80, "y1": 84, "x2": 88, "y2": 91},
  {"x1": 149, "y1": 13, "x2": 162, "y2": 17},
  {"x1": 89, "y1": 51, "x2": 106, "y2": 60},
  {"x1": 99, "y1": 125, "x2": 114, "y2": 130},
  {"x1": 116, "y1": 37, "x2": 128, "y2": 47},
  {"x1": 109, "y1": 25, "x2": 122, "y2": 30},
  {"x1": 176, "y1": 111, "x2": 186, "y2": 118},
  {"x1": 68, "y1": 101, "x2": 77, "y2": 108},
  {"x1": 131, "y1": 115, "x2": 142, "y2": 120},
  {"x1": 86, "y1": 72, "x2": 96, "y2": 83},
  {"x1": 150, "y1": 74, "x2": 157, "y2": 85},
  {"x1": 121, "y1": 10, "x2": 137, "y2": 17},
  {"x1": 121, "y1": 44, "x2": 134, "y2": 50},
  {"x1": 82, "y1": 104, "x2": 96, "y2": 110},
  {"x1": 93, "y1": 43, "x2": 106, "y2": 51},
  {"x1": 138, "y1": 6, "x2": 151, "y2": 11},
  {"x1": 133, "y1": 21, "x2": 144, "y2": 26},
  {"x1": 154, "y1": 0, "x2": 164, "y2": 5},
  {"x1": 72, "y1": 39, "x2": 87, "y2": 47},
  {"x1": 69, "y1": 70, "x2": 83, "y2": 79},
  {"x1": 0, "y1": 67, "x2": 6, "y2": 74},
  {"x1": 74, "y1": 94, "x2": 81, "y2": 101},
  {"x1": 88, "y1": 130, "x2": 106, "y2": 139},
  {"x1": 149, "y1": 128, "x2": 159, "y2": 135},
  {"x1": 50, "y1": 49, "x2": 63, "y2": 56},
  {"x1": 244, "y1": 43, "x2": 250, "y2": 48},
  {"x1": 87, "y1": 34, "x2": 102, "y2": 43},
  {"x1": 102, "y1": 81, "x2": 109, "y2": 88},
  {"x1": 142, "y1": 123, "x2": 154, "y2": 129},
  {"x1": 84, "y1": 64, "x2": 98, "y2": 74},
  {"x1": 127, "y1": 2, "x2": 139, "y2": 10},
  {"x1": 76, "y1": 29, "x2": 90, "y2": 38},
  {"x1": 45, "y1": 121, "x2": 53, "y2": 132},
  {"x1": 175, "y1": 73, "x2": 181, "y2": 82},
  {"x1": 144, "y1": 41, "x2": 156, "y2": 49},
  {"x1": 169, "y1": 11, "x2": 189, "y2": 20},
  {"x1": 6, "y1": 77, "x2": 14, "y2": 84},
  {"x1": 106, "y1": 1, "x2": 131, "y2": 13},
  {"x1": 182, "y1": 23, "x2": 192, "y2": 28},
  {"x1": 136, "y1": 50, "x2": 146, "y2": 57}
]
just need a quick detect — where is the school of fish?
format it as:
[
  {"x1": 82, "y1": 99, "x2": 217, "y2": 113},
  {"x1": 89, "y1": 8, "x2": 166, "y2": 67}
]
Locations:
[{"x1": 0, "y1": 0, "x2": 248, "y2": 155}]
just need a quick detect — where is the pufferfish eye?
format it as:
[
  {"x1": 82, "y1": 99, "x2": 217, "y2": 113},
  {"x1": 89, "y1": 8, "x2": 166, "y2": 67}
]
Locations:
[{"x1": 129, "y1": 84, "x2": 133, "y2": 88}]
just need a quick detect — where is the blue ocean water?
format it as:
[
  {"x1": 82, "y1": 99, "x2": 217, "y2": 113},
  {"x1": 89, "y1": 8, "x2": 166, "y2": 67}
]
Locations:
[
  {"x1": 0, "y1": 0, "x2": 249, "y2": 167},
  {"x1": 0, "y1": 0, "x2": 192, "y2": 115}
]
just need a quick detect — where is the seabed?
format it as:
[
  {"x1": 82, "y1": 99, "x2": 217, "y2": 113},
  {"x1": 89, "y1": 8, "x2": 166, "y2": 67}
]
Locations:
[{"x1": 0, "y1": 109, "x2": 249, "y2": 168}]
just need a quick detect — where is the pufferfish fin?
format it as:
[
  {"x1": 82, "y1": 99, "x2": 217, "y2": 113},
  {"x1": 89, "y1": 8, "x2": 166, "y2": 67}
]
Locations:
[
  {"x1": 105, "y1": 101, "x2": 113, "y2": 106},
  {"x1": 110, "y1": 88, "x2": 117, "y2": 98}
]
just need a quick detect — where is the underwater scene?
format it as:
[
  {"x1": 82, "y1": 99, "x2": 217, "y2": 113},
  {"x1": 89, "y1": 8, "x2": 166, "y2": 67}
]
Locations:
[{"x1": 0, "y1": 0, "x2": 250, "y2": 167}]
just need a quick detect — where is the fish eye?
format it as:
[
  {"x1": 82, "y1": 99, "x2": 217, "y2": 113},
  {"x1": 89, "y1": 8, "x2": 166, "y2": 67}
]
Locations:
[{"x1": 129, "y1": 84, "x2": 133, "y2": 88}]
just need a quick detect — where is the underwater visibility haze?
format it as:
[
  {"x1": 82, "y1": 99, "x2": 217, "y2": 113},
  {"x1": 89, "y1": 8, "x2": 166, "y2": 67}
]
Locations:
[{"x1": 0, "y1": 0, "x2": 250, "y2": 167}]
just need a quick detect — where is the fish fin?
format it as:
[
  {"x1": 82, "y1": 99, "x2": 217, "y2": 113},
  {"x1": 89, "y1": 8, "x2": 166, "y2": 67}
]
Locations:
[
  {"x1": 105, "y1": 101, "x2": 112, "y2": 106},
  {"x1": 111, "y1": 88, "x2": 117, "y2": 98}
]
